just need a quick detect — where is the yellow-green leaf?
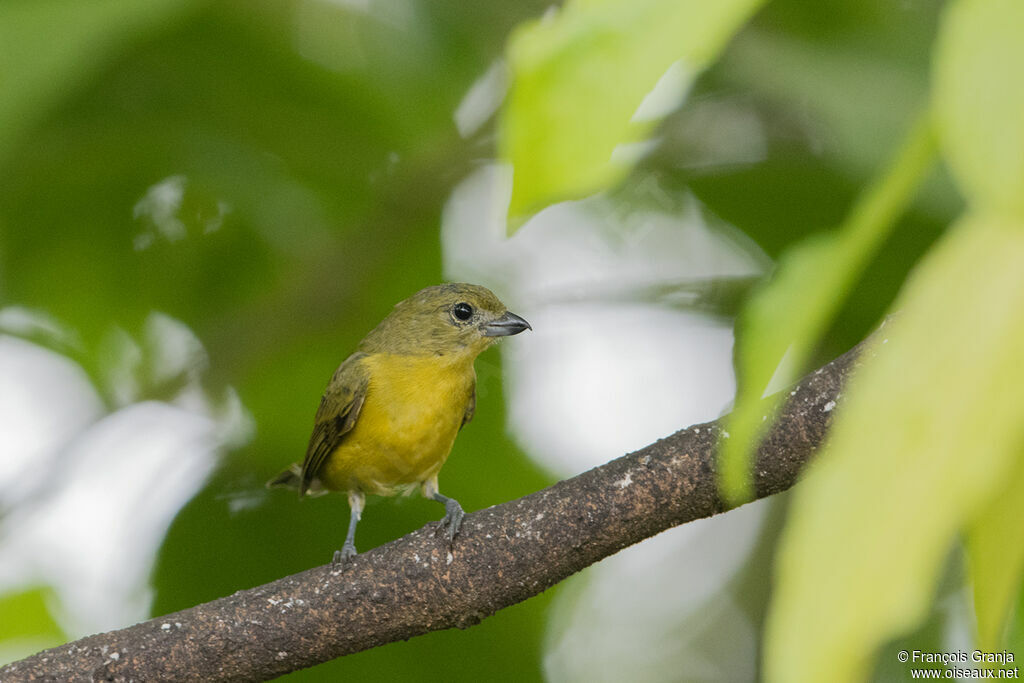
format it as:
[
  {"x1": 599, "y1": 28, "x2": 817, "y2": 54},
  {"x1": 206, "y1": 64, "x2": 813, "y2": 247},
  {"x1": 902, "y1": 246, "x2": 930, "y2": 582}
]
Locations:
[
  {"x1": 499, "y1": 0, "x2": 765, "y2": 227},
  {"x1": 967, "y1": 447, "x2": 1024, "y2": 651},
  {"x1": 1008, "y1": 577, "x2": 1024, "y2": 662},
  {"x1": 719, "y1": 115, "x2": 936, "y2": 504},
  {"x1": 0, "y1": 587, "x2": 66, "y2": 665},
  {"x1": 765, "y1": 214, "x2": 1024, "y2": 683},
  {"x1": 933, "y1": 0, "x2": 1024, "y2": 218}
]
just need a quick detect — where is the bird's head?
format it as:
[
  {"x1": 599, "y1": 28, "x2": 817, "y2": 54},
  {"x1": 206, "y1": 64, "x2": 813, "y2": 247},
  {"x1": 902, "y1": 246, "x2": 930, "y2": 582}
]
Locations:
[{"x1": 359, "y1": 283, "x2": 531, "y2": 357}]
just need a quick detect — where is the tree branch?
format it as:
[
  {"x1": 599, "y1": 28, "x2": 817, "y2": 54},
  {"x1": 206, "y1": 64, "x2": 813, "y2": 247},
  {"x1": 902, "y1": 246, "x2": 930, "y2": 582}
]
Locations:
[{"x1": 1, "y1": 336, "x2": 867, "y2": 682}]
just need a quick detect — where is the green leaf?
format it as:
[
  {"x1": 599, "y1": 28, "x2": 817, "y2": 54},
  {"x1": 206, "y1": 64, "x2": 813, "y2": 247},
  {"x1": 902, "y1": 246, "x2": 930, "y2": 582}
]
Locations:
[
  {"x1": 1008, "y1": 575, "x2": 1024, "y2": 662},
  {"x1": 0, "y1": 0, "x2": 199, "y2": 165},
  {"x1": 933, "y1": 0, "x2": 1024, "y2": 218},
  {"x1": 719, "y1": 115, "x2": 937, "y2": 504},
  {"x1": 0, "y1": 587, "x2": 66, "y2": 665},
  {"x1": 967, "y1": 447, "x2": 1024, "y2": 651},
  {"x1": 765, "y1": 214, "x2": 1024, "y2": 683},
  {"x1": 499, "y1": 0, "x2": 766, "y2": 227}
]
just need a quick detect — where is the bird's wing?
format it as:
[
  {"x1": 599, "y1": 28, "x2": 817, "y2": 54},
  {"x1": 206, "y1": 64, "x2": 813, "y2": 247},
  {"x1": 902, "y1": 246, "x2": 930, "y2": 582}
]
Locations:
[
  {"x1": 460, "y1": 386, "x2": 476, "y2": 429},
  {"x1": 299, "y1": 352, "x2": 371, "y2": 496}
]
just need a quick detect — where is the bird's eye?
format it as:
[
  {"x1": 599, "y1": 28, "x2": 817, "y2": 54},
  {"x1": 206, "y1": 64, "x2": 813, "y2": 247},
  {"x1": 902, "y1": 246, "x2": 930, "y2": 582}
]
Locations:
[{"x1": 453, "y1": 302, "x2": 474, "y2": 321}]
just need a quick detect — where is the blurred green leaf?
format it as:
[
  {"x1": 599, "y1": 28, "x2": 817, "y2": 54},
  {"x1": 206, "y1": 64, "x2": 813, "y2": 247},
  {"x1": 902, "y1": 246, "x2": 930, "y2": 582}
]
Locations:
[
  {"x1": 765, "y1": 214, "x2": 1024, "y2": 682},
  {"x1": 677, "y1": 0, "x2": 956, "y2": 367},
  {"x1": 719, "y1": 115, "x2": 936, "y2": 504},
  {"x1": 934, "y1": 0, "x2": 1024, "y2": 219},
  {"x1": 722, "y1": 29, "x2": 930, "y2": 184},
  {"x1": 0, "y1": 0, "x2": 199, "y2": 165},
  {"x1": 1009, "y1": 575, "x2": 1024, "y2": 662},
  {"x1": 500, "y1": 0, "x2": 765, "y2": 226},
  {"x1": 0, "y1": 587, "x2": 66, "y2": 665},
  {"x1": 967, "y1": 448, "x2": 1024, "y2": 651}
]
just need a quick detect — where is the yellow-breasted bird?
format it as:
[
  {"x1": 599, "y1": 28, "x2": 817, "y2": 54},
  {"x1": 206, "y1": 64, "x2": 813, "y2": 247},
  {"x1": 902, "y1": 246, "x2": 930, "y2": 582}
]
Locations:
[{"x1": 268, "y1": 283, "x2": 531, "y2": 564}]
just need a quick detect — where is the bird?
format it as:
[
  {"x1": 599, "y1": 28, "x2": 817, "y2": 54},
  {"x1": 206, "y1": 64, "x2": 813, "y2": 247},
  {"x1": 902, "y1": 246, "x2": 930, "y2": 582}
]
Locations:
[{"x1": 268, "y1": 283, "x2": 531, "y2": 564}]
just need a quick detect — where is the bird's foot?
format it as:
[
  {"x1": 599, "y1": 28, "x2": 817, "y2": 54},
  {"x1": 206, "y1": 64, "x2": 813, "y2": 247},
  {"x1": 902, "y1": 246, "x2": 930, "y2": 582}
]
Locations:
[
  {"x1": 437, "y1": 498, "x2": 465, "y2": 543},
  {"x1": 332, "y1": 541, "x2": 357, "y2": 566}
]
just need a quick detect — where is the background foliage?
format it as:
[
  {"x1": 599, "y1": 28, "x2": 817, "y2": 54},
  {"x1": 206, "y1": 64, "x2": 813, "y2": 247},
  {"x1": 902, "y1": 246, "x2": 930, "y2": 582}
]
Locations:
[{"x1": 2, "y1": 0, "x2": 1021, "y2": 681}]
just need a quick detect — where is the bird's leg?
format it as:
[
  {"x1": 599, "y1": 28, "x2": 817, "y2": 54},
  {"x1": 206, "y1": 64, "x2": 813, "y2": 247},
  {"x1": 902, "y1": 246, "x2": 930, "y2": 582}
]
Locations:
[
  {"x1": 333, "y1": 489, "x2": 365, "y2": 565},
  {"x1": 423, "y1": 476, "x2": 464, "y2": 543}
]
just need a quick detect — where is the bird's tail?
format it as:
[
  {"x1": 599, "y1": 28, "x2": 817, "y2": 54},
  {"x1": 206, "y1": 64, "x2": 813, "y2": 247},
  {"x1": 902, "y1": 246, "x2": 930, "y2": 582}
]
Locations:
[
  {"x1": 267, "y1": 463, "x2": 302, "y2": 490},
  {"x1": 266, "y1": 463, "x2": 327, "y2": 497}
]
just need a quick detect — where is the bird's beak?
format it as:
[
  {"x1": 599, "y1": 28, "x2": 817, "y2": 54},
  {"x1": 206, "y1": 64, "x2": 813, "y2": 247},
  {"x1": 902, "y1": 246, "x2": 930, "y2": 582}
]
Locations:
[{"x1": 482, "y1": 311, "x2": 532, "y2": 337}]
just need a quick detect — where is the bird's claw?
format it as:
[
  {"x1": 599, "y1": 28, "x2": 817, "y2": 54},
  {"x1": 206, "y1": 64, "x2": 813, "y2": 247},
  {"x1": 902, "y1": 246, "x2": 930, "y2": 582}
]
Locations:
[
  {"x1": 332, "y1": 541, "x2": 357, "y2": 566},
  {"x1": 437, "y1": 498, "x2": 464, "y2": 543}
]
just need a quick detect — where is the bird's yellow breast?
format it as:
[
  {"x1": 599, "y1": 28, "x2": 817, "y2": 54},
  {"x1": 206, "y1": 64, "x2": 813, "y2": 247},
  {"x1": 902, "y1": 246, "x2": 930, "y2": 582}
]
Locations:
[{"x1": 319, "y1": 352, "x2": 475, "y2": 496}]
